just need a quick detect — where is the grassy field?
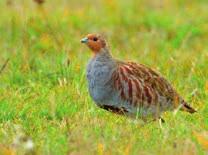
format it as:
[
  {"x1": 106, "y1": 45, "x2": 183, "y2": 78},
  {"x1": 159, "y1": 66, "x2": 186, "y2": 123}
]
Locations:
[{"x1": 0, "y1": 0, "x2": 208, "y2": 154}]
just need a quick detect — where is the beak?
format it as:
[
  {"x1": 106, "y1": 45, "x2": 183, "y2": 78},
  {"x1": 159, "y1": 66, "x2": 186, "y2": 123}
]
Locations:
[{"x1": 81, "y1": 37, "x2": 88, "y2": 43}]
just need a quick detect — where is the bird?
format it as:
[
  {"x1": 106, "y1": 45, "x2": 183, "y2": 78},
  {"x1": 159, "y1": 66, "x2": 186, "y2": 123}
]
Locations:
[{"x1": 81, "y1": 33, "x2": 196, "y2": 121}]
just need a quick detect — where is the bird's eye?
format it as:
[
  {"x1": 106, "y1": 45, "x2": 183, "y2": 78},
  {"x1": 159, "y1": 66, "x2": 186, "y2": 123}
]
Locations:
[{"x1": 93, "y1": 37, "x2": 98, "y2": 41}]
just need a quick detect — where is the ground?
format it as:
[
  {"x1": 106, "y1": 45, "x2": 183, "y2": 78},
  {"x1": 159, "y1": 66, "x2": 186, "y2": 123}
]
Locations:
[{"x1": 0, "y1": 0, "x2": 207, "y2": 154}]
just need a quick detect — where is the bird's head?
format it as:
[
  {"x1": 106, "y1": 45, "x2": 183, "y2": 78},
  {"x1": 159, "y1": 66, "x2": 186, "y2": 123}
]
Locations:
[{"x1": 81, "y1": 34, "x2": 107, "y2": 54}]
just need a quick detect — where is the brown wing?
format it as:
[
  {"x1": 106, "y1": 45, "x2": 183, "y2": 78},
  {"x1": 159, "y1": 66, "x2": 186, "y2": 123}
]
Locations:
[{"x1": 111, "y1": 61, "x2": 178, "y2": 107}]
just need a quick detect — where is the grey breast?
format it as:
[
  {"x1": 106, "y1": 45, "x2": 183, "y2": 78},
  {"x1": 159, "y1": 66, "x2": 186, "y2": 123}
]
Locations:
[{"x1": 86, "y1": 51, "x2": 116, "y2": 105}]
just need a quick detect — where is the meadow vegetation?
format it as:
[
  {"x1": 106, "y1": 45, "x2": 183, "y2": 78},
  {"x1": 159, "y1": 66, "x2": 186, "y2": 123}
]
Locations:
[{"x1": 0, "y1": 0, "x2": 207, "y2": 154}]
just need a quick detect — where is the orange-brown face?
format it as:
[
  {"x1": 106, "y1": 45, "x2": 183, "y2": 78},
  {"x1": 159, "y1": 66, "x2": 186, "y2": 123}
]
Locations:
[{"x1": 81, "y1": 34, "x2": 106, "y2": 53}]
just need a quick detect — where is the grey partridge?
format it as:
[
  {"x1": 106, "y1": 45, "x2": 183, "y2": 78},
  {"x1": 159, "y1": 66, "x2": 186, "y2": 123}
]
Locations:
[{"x1": 81, "y1": 34, "x2": 196, "y2": 120}]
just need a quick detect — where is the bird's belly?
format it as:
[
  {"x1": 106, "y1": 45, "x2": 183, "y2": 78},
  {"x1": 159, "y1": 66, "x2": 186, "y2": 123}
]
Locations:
[
  {"x1": 88, "y1": 83, "x2": 134, "y2": 112},
  {"x1": 88, "y1": 84, "x2": 115, "y2": 105},
  {"x1": 88, "y1": 79, "x2": 170, "y2": 117}
]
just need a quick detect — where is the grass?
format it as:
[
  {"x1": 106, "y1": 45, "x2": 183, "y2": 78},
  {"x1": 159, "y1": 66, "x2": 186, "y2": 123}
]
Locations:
[{"x1": 0, "y1": 0, "x2": 207, "y2": 154}]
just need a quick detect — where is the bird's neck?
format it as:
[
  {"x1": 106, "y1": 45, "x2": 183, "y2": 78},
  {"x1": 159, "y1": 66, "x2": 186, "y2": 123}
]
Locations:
[{"x1": 92, "y1": 47, "x2": 113, "y2": 61}]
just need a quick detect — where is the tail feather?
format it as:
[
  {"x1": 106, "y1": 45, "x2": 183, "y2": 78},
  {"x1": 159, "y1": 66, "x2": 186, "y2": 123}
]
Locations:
[{"x1": 181, "y1": 100, "x2": 196, "y2": 113}]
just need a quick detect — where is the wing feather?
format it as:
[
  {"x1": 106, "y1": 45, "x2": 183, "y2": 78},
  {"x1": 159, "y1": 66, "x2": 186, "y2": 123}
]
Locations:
[{"x1": 112, "y1": 61, "x2": 177, "y2": 107}]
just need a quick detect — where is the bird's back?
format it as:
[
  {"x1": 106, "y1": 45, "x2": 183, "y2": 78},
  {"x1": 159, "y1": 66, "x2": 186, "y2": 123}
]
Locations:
[{"x1": 110, "y1": 61, "x2": 196, "y2": 117}]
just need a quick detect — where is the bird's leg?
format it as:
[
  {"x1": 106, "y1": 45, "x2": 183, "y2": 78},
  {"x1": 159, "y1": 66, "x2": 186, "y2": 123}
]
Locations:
[
  {"x1": 148, "y1": 116, "x2": 165, "y2": 128},
  {"x1": 158, "y1": 117, "x2": 165, "y2": 129},
  {"x1": 159, "y1": 117, "x2": 165, "y2": 123}
]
